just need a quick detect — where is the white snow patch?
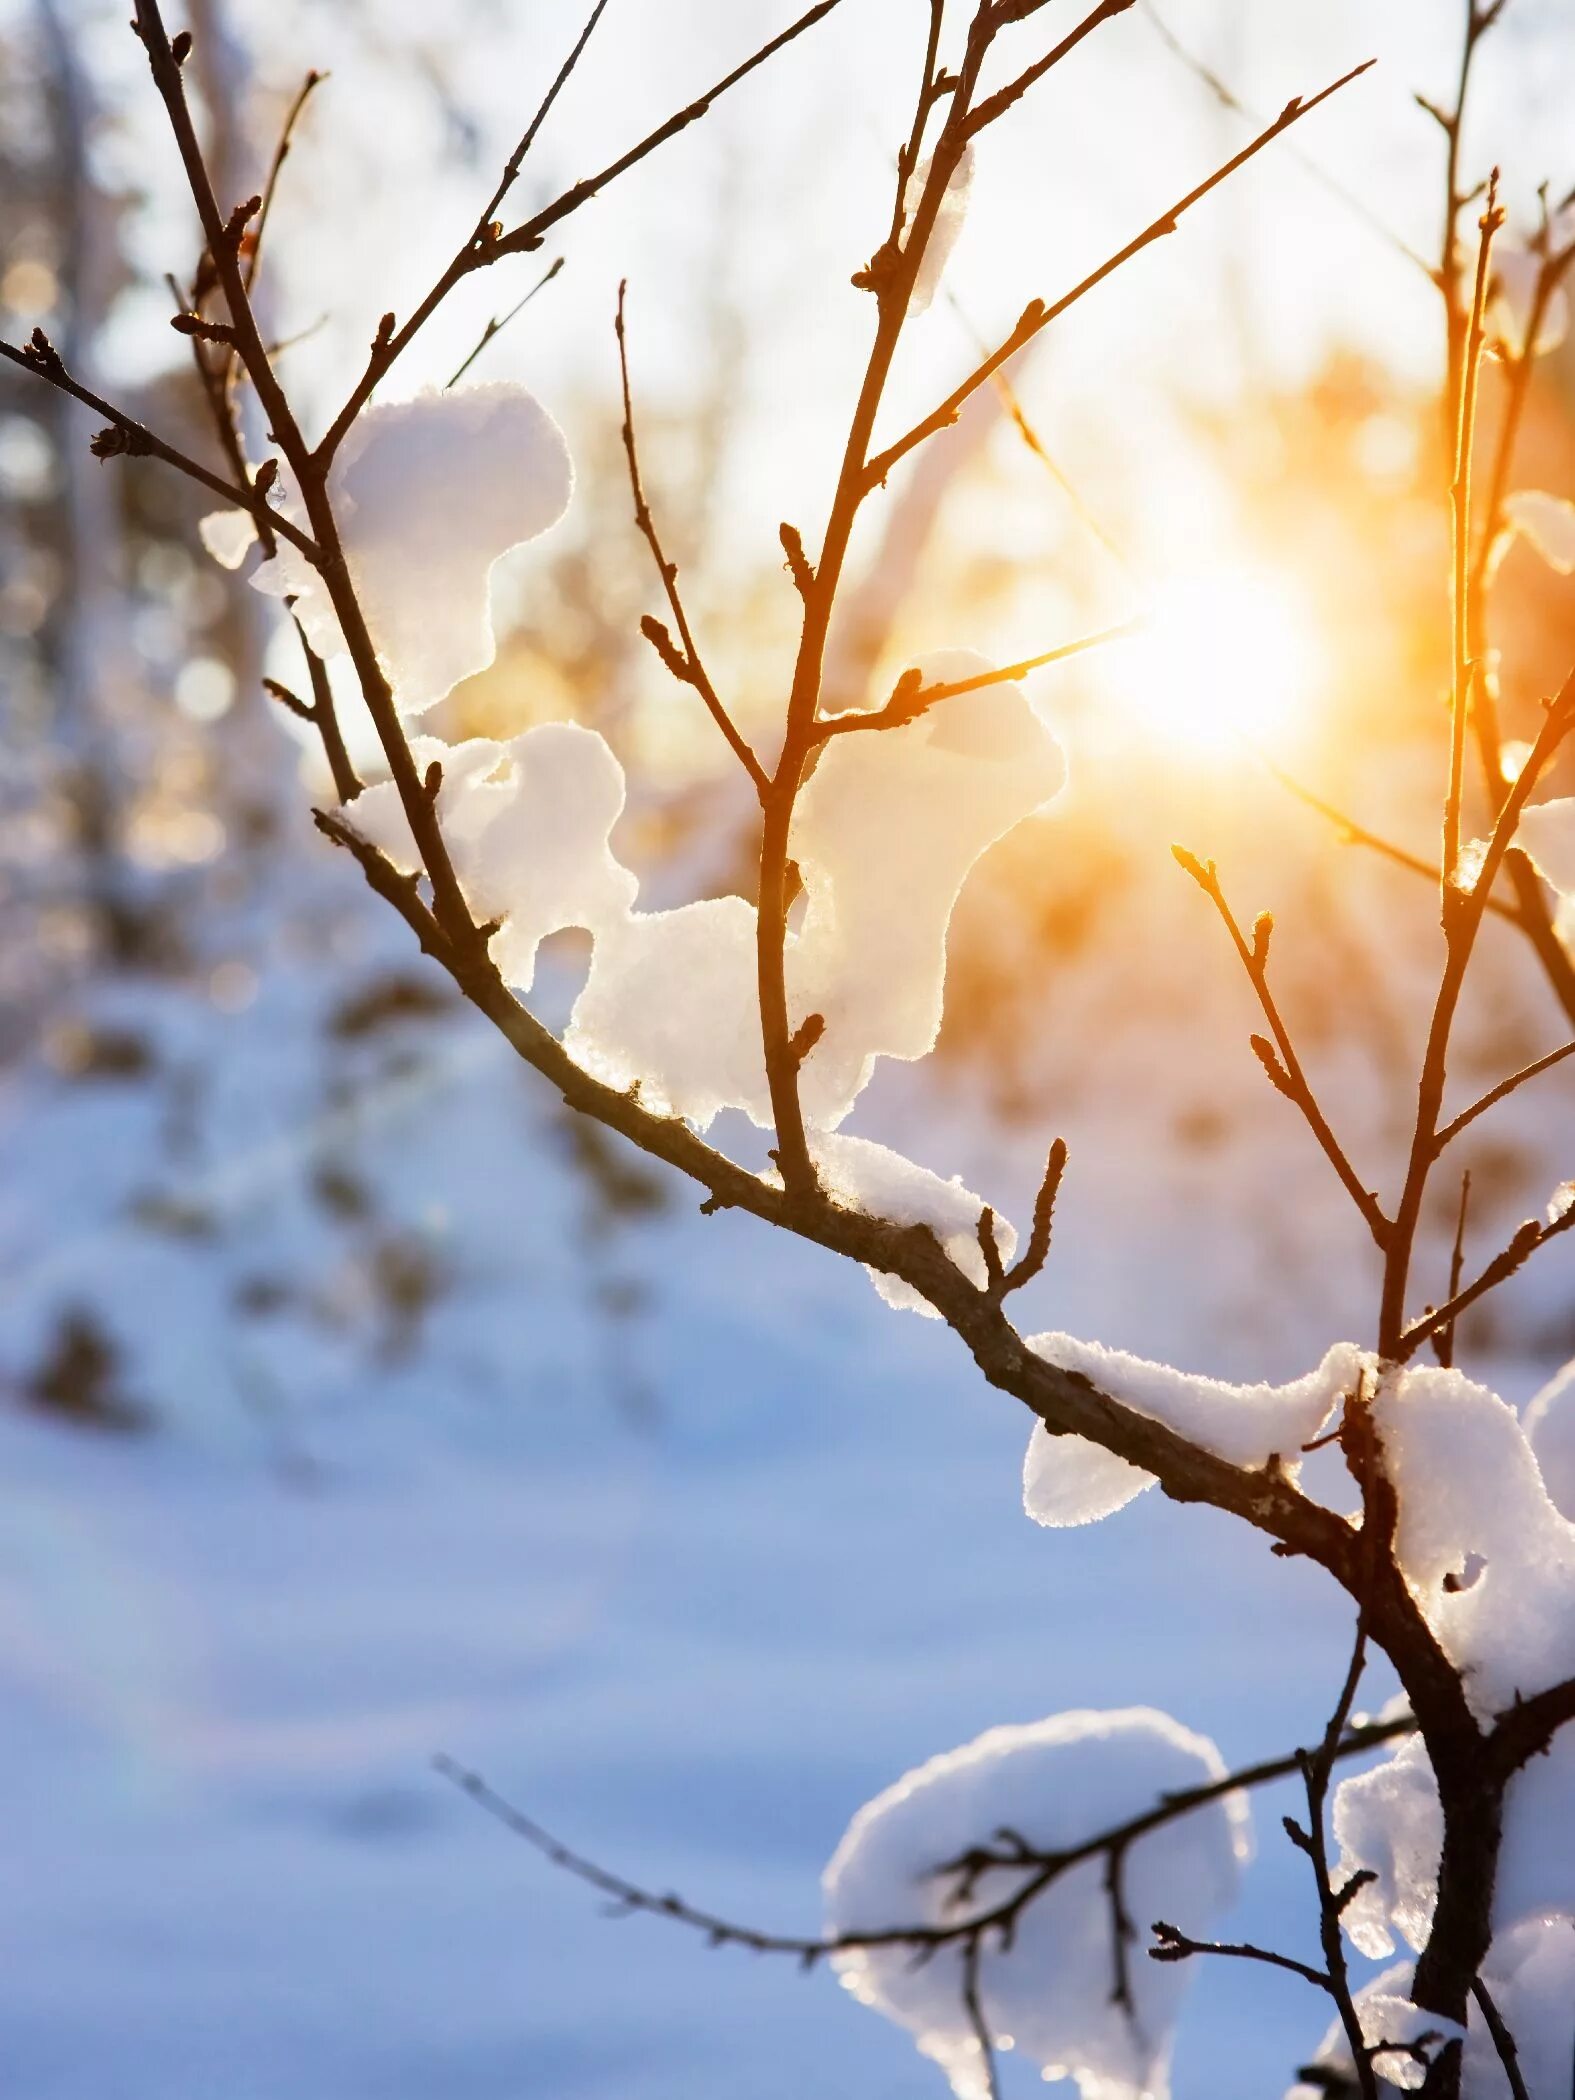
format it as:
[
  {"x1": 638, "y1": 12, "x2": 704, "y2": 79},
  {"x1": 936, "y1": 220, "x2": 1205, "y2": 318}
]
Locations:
[
  {"x1": 1374, "y1": 1364, "x2": 1575, "y2": 1720},
  {"x1": 237, "y1": 384, "x2": 572, "y2": 712},
  {"x1": 810, "y1": 1130, "x2": 1014, "y2": 1318},
  {"x1": 824, "y1": 1707, "x2": 1249, "y2": 2100},
  {"x1": 1463, "y1": 1918, "x2": 1575, "y2": 2100},
  {"x1": 1021, "y1": 1337, "x2": 1368, "y2": 1530},
  {"x1": 198, "y1": 507, "x2": 257, "y2": 570}
]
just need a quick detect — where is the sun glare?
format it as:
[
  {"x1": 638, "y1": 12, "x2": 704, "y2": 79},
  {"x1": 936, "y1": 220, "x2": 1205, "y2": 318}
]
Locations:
[{"x1": 1104, "y1": 567, "x2": 1323, "y2": 759}]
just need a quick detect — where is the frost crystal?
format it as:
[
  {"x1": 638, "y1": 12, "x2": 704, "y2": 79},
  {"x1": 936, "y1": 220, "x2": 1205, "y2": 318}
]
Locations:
[
  {"x1": 1505, "y1": 489, "x2": 1575, "y2": 574},
  {"x1": 824, "y1": 1708, "x2": 1249, "y2": 2100},
  {"x1": 1021, "y1": 1337, "x2": 1368, "y2": 1529},
  {"x1": 204, "y1": 384, "x2": 573, "y2": 712},
  {"x1": 1373, "y1": 1364, "x2": 1575, "y2": 1718}
]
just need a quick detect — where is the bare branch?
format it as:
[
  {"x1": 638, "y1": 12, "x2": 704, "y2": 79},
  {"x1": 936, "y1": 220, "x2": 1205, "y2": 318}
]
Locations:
[
  {"x1": 1469, "y1": 1976, "x2": 1531, "y2": 2100},
  {"x1": 446, "y1": 256, "x2": 565, "y2": 389},
  {"x1": 999, "y1": 1138, "x2": 1068, "y2": 1298},
  {"x1": 1435, "y1": 1039, "x2": 1575, "y2": 1153},
  {"x1": 813, "y1": 622, "x2": 1134, "y2": 742},
  {"x1": 246, "y1": 68, "x2": 327, "y2": 296},
  {"x1": 865, "y1": 60, "x2": 1376, "y2": 490},
  {"x1": 1172, "y1": 848, "x2": 1389, "y2": 1248},
  {"x1": 963, "y1": 0, "x2": 1138, "y2": 139},
  {"x1": 0, "y1": 330, "x2": 315, "y2": 556},
  {"x1": 615, "y1": 284, "x2": 769, "y2": 802},
  {"x1": 1397, "y1": 1190, "x2": 1575, "y2": 1362}
]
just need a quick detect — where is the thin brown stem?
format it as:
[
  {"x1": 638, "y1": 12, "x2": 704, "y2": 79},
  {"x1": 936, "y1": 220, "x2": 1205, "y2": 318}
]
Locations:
[
  {"x1": 1435, "y1": 1039, "x2": 1575, "y2": 1152},
  {"x1": 615, "y1": 283, "x2": 768, "y2": 801},
  {"x1": 812, "y1": 621, "x2": 1134, "y2": 741},
  {"x1": 1173, "y1": 849, "x2": 1389, "y2": 1248}
]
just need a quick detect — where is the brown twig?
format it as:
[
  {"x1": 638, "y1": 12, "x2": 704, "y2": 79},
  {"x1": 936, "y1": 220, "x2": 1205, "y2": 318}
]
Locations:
[
  {"x1": 615, "y1": 283, "x2": 768, "y2": 801},
  {"x1": 1397, "y1": 1189, "x2": 1575, "y2": 1362},
  {"x1": 1434, "y1": 1039, "x2": 1575, "y2": 1152},
  {"x1": 318, "y1": 0, "x2": 845, "y2": 459},
  {"x1": 446, "y1": 256, "x2": 565, "y2": 390},
  {"x1": 1173, "y1": 848, "x2": 1388, "y2": 1248},
  {"x1": 1432, "y1": 1171, "x2": 1473, "y2": 1370},
  {"x1": 864, "y1": 60, "x2": 1376, "y2": 491},
  {"x1": 812, "y1": 622, "x2": 1133, "y2": 742}
]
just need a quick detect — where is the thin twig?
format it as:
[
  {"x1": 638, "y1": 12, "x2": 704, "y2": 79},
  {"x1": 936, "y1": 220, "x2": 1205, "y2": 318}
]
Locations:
[
  {"x1": 0, "y1": 330, "x2": 314, "y2": 556},
  {"x1": 1470, "y1": 1974, "x2": 1532, "y2": 2100},
  {"x1": 446, "y1": 257, "x2": 565, "y2": 389},
  {"x1": 615, "y1": 283, "x2": 768, "y2": 800},
  {"x1": 245, "y1": 68, "x2": 326, "y2": 295},
  {"x1": 1172, "y1": 848, "x2": 1389, "y2": 1248},
  {"x1": 1148, "y1": 1921, "x2": 1332, "y2": 1994},
  {"x1": 865, "y1": 60, "x2": 1376, "y2": 491},
  {"x1": 1433, "y1": 1171, "x2": 1472, "y2": 1369},
  {"x1": 1435, "y1": 1040, "x2": 1575, "y2": 1152},
  {"x1": 1398, "y1": 1189, "x2": 1575, "y2": 1361},
  {"x1": 813, "y1": 622, "x2": 1134, "y2": 741},
  {"x1": 319, "y1": 0, "x2": 846, "y2": 457}
]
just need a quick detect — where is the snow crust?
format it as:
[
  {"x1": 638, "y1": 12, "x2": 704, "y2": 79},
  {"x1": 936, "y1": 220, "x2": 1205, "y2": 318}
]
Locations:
[
  {"x1": 203, "y1": 382, "x2": 573, "y2": 712},
  {"x1": 810, "y1": 1130, "x2": 1014, "y2": 1316},
  {"x1": 1021, "y1": 1337, "x2": 1368, "y2": 1528},
  {"x1": 1373, "y1": 1365, "x2": 1575, "y2": 1718},
  {"x1": 1505, "y1": 490, "x2": 1575, "y2": 574},
  {"x1": 823, "y1": 1707, "x2": 1249, "y2": 2100}
]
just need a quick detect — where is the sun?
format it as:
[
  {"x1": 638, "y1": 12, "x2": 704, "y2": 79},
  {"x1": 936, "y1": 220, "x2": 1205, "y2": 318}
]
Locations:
[{"x1": 1102, "y1": 566, "x2": 1324, "y2": 758}]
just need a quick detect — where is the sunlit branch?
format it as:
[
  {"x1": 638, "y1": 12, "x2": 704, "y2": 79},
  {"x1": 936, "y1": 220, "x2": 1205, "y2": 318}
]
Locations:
[
  {"x1": 864, "y1": 60, "x2": 1376, "y2": 492},
  {"x1": 1138, "y1": 0, "x2": 1431, "y2": 279},
  {"x1": 246, "y1": 67, "x2": 326, "y2": 297},
  {"x1": 1172, "y1": 848, "x2": 1389, "y2": 1248},
  {"x1": 1470, "y1": 1975, "x2": 1532, "y2": 2100},
  {"x1": 1435, "y1": 1040, "x2": 1575, "y2": 1153},
  {"x1": 962, "y1": 0, "x2": 1137, "y2": 139},
  {"x1": 616, "y1": 284, "x2": 769, "y2": 802},
  {"x1": 1397, "y1": 1192, "x2": 1575, "y2": 1362},
  {"x1": 812, "y1": 621, "x2": 1134, "y2": 742},
  {"x1": 319, "y1": 0, "x2": 845, "y2": 458},
  {"x1": 1433, "y1": 1171, "x2": 1472, "y2": 1370},
  {"x1": 1445, "y1": 174, "x2": 1503, "y2": 888}
]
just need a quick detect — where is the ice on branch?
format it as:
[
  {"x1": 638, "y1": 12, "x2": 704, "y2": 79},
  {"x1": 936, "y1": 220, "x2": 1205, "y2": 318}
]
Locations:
[
  {"x1": 1334, "y1": 1718, "x2": 1575, "y2": 1965},
  {"x1": 1373, "y1": 1365, "x2": 1575, "y2": 1719},
  {"x1": 202, "y1": 382, "x2": 573, "y2": 711},
  {"x1": 1287, "y1": 1963, "x2": 1465, "y2": 2097},
  {"x1": 823, "y1": 1708, "x2": 1249, "y2": 2100},
  {"x1": 1021, "y1": 1338, "x2": 1368, "y2": 1529},
  {"x1": 904, "y1": 147, "x2": 974, "y2": 315},
  {"x1": 1487, "y1": 245, "x2": 1570, "y2": 359},
  {"x1": 1505, "y1": 490, "x2": 1575, "y2": 574}
]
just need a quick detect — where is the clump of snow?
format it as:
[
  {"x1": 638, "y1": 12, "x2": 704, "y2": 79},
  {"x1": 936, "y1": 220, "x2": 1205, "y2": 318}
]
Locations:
[
  {"x1": 788, "y1": 655, "x2": 1066, "y2": 1125},
  {"x1": 1286, "y1": 1962, "x2": 1465, "y2": 2097},
  {"x1": 1021, "y1": 1337, "x2": 1368, "y2": 1529},
  {"x1": 1525, "y1": 1357, "x2": 1575, "y2": 1519},
  {"x1": 198, "y1": 507, "x2": 259, "y2": 571},
  {"x1": 904, "y1": 147, "x2": 974, "y2": 314},
  {"x1": 1505, "y1": 490, "x2": 1575, "y2": 574},
  {"x1": 824, "y1": 1707, "x2": 1250, "y2": 2100},
  {"x1": 1373, "y1": 1365, "x2": 1575, "y2": 1719},
  {"x1": 1463, "y1": 1919, "x2": 1575, "y2": 2100},
  {"x1": 1332, "y1": 1734, "x2": 1442, "y2": 1960},
  {"x1": 1334, "y1": 1722, "x2": 1575, "y2": 1962},
  {"x1": 810, "y1": 1130, "x2": 1014, "y2": 1317},
  {"x1": 1487, "y1": 246, "x2": 1570, "y2": 359},
  {"x1": 1517, "y1": 799, "x2": 1575, "y2": 900},
  {"x1": 202, "y1": 383, "x2": 573, "y2": 712},
  {"x1": 347, "y1": 724, "x2": 637, "y2": 991}
]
